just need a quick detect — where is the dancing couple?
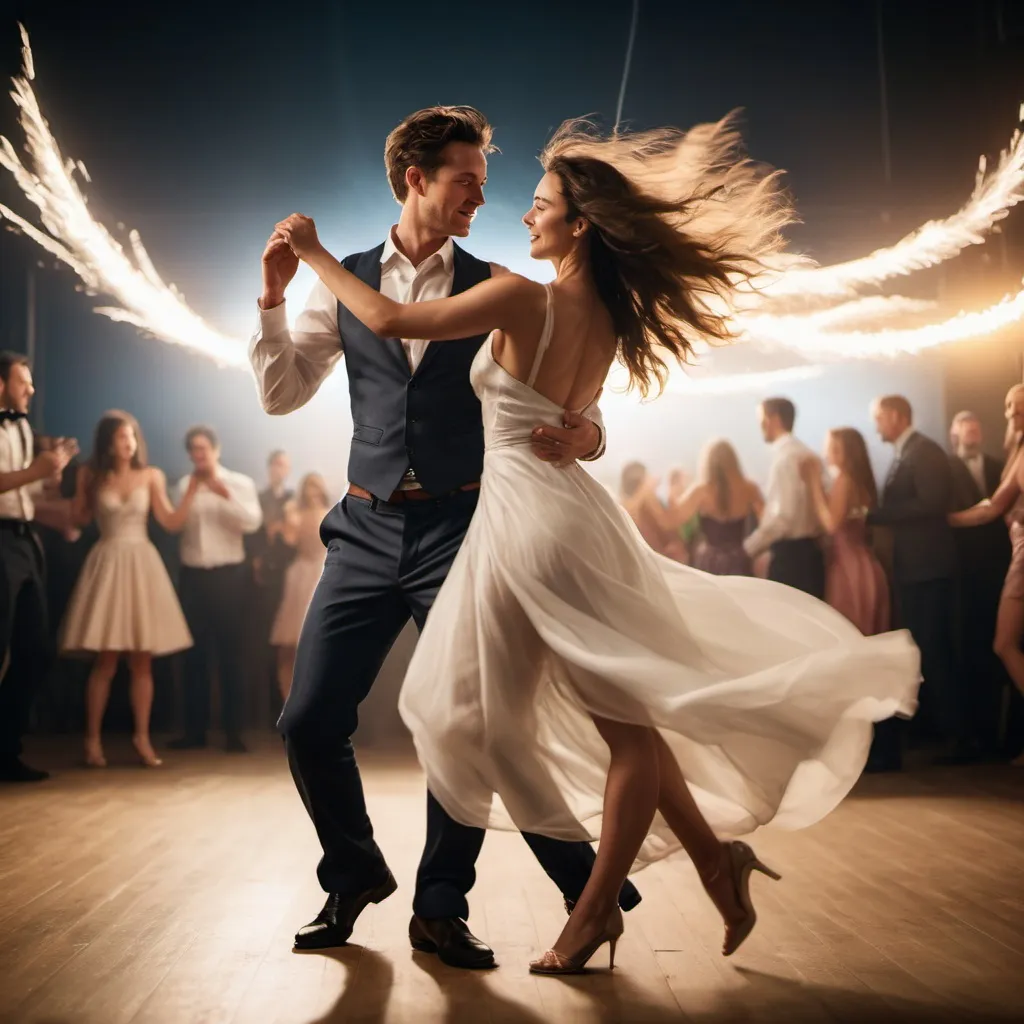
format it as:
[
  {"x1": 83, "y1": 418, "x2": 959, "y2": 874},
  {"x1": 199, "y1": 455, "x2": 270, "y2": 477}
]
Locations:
[{"x1": 250, "y1": 105, "x2": 920, "y2": 974}]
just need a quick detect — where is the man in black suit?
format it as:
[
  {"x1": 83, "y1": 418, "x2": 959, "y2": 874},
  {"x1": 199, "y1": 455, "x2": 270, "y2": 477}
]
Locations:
[
  {"x1": 948, "y1": 411, "x2": 1011, "y2": 759},
  {"x1": 868, "y1": 395, "x2": 966, "y2": 769}
]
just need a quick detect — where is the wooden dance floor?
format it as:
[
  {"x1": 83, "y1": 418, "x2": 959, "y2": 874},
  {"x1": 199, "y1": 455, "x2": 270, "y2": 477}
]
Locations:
[{"x1": 1, "y1": 737, "x2": 1022, "y2": 1023}]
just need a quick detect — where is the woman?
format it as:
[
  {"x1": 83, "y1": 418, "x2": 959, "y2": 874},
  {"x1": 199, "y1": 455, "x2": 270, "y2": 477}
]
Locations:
[
  {"x1": 61, "y1": 411, "x2": 196, "y2": 768},
  {"x1": 642, "y1": 440, "x2": 762, "y2": 575},
  {"x1": 619, "y1": 461, "x2": 688, "y2": 562},
  {"x1": 801, "y1": 428, "x2": 890, "y2": 635},
  {"x1": 269, "y1": 473, "x2": 331, "y2": 700},
  {"x1": 950, "y1": 384, "x2": 1024, "y2": 766},
  {"x1": 272, "y1": 117, "x2": 920, "y2": 974}
]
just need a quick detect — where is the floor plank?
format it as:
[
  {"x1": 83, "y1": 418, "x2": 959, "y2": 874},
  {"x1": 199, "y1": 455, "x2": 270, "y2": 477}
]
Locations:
[{"x1": 0, "y1": 736, "x2": 1021, "y2": 1023}]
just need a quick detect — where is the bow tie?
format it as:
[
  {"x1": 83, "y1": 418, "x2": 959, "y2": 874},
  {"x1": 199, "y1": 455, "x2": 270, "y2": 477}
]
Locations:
[{"x1": 0, "y1": 410, "x2": 27, "y2": 423}]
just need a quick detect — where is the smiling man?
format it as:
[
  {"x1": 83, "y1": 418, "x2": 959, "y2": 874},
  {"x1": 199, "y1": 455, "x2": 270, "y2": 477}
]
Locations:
[{"x1": 250, "y1": 105, "x2": 635, "y2": 968}]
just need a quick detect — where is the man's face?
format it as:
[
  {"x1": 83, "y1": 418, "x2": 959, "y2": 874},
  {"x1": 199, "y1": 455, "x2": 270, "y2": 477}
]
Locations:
[
  {"x1": 412, "y1": 142, "x2": 487, "y2": 238},
  {"x1": 758, "y1": 405, "x2": 778, "y2": 443},
  {"x1": 269, "y1": 453, "x2": 290, "y2": 488},
  {"x1": 188, "y1": 434, "x2": 218, "y2": 474},
  {"x1": 953, "y1": 418, "x2": 983, "y2": 455},
  {"x1": 0, "y1": 362, "x2": 34, "y2": 415},
  {"x1": 873, "y1": 404, "x2": 905, "y2": 443}
]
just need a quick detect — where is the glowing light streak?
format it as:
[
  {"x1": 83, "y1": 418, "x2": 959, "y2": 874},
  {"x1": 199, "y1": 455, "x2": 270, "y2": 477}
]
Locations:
[{"x1": 0, "y1": 25, "x2": 246, "y2": 369}]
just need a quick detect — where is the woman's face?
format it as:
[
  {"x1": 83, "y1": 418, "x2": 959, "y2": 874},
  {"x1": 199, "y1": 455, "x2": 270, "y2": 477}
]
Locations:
[
  {"x1": 110, "y1": 422, "x2": 137, "y2": 463},
  {"x1": 824, "y1": 433, "x2": 843, "y2": 470},
  {"x1": 522, "y1": 172, "x2": 581, "y2": 261}
]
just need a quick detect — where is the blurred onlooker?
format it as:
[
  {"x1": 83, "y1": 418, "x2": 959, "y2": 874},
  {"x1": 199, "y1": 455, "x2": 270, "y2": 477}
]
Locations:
[
  {"x1": 950, "y1": 384, "x2": 1024, "y2": 766},
  {"x1": 678, "y1": 439, "x2": 762, "y2": 576},
  {"x1": 870, "y1": 394, "x2": 964, "y2": 769},
  {"x1": 947, "y1": 409, "x2": 1012, "y2": 760},
  {"x1": 619, "y1": 461, "x2": 688, "y2": 562},
  {"x1": 252, "y1": 449, "x2": 295, "y2": 719},
  {"x1": 0, "y1": 352, "x2": 76, "y2": 782},
  {"x1": 61, "y1": 411, "x2": 195, "y2": 768},
  {"x1": 270, "y1": 473, "x2": 331, "y2": 700},
  {"x1": 802, "y1": 428, "x2": 889, "y2": 635},
  {"x1": 169, "y1": 425, "x2": 262, "y2": 753},
  {"x1": 743, "y1": 398, "x2": 824, "y2": 597}
]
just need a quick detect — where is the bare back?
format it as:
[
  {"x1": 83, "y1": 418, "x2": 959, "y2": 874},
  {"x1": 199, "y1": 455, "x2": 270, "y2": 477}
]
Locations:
[{"x1": 491, "y1": 282, "x2": 617, "y2": 412}]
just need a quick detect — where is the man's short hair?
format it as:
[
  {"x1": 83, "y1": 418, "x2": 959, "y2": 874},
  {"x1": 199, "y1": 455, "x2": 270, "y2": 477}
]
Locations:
[
  {"x1": 185, "y1": 424, "x2": 219, "y2": 451},
  {"x1": 951, "y1": 410, "x2": 979, "y2": 429},
  {"x1": 877, "y1": 395, "x2": 913, "y2": 422},
  {"x1": 761, "y1": 397, "x2": 796, "y2": 433},
  {"x1": 0, "y1": 351, "x2": 30, "y2": 384},
  {"x1": 384, "y1": 106, "x2": 496, "y2": 204},
  {"x1": 268, "y1": 449, "x2": 288, "y2": 464}
]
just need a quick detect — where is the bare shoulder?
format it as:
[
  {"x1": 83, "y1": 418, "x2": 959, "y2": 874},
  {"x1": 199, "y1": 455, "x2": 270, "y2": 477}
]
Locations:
[
  {"x1": 147, "y1": 466, "x2": 166, "y2": 485},
  {"x1": 488, "y1": 261, "x2": 511, "y2": 277}
]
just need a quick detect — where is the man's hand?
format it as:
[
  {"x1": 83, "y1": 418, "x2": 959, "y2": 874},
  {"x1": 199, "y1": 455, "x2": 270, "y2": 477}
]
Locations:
[
  {"x1": 260, "y1": 230, "x2": 300, "y2": 309},
  {"x1": 31, "y1": 447, "x2": 71, "y2": 481},
  {"x1": 531, "y1": 411, "x2": 601, "y2": 468}
]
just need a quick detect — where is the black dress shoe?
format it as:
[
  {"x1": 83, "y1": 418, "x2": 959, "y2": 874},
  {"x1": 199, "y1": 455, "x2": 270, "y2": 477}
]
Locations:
[
  {"x1": 409, "y1": 915, "x2": 496, "y2": 969},
  {"x1": 0, "y1": 758, "x2": 49, "y2": 782},
  {"x1": 293, "y1": 872, "x2": 398, "y2": 950},
  {"x1": 168, "y1": 735, "x2": 207, "y2": 750},
  {"x1": 224, "y1": 735, "x2": 248, "y2": 754}
]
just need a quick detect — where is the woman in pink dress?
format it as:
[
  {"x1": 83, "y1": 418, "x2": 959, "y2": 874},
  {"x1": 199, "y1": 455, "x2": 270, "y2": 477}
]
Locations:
[{"x1": 801, "y1": 428, "x2": 890, "y2": 635}]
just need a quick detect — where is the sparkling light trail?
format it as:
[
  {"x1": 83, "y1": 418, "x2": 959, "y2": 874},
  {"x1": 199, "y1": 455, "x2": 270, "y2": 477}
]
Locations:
[{"x1": 2, "y1": 25, "x2": 1024, "y2": 392}]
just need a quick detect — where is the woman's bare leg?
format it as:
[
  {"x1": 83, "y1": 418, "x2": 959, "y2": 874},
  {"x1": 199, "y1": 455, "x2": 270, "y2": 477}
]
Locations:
[
  {"x1": 84, "y1": 651, "x2": 119, "y2": 766},
  {"x1": 993, "y1": 594, "x2": 1024, "y2": 698},
  {"x1": 128, "y1": 651, "x2": 161, "y2": 766}
]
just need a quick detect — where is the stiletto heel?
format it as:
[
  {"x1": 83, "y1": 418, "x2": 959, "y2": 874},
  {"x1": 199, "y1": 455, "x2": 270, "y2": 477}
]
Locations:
[
  {"x1": 530, "y1": 907, "x2": 624, "y2": 975},
  {"x1": 701, "y1": 841, "x2": 781, "y2": 957}
]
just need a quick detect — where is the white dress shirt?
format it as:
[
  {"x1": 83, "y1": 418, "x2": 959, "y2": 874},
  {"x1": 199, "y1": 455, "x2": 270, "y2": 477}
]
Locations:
[
  {"x1": 743, "y1": 433, "x2": 820, "y2": 558},
  {"x1": 0, "y1": 418, "x2": 37, "y2": 521},
  {"x1": 248, "y1": 228, "x2": 607, "y2": 477},
  {"x1": 174, "y1": 467, "x2": 262, "y2": 569}
]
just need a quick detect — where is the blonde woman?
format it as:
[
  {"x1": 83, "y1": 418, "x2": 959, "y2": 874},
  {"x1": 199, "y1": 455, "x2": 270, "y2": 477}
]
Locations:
[
  {"x1": 637, "y1": 440, "x2": 763, "y2": 575},
  {"x1": 270, "y1": 473, "x2": 332, "y2": 699}
]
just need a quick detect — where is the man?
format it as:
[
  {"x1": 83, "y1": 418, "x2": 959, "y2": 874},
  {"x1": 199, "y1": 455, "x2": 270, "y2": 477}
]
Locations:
[
  {"x1": 169, "y1": 426, "x2": 262, "y2": 753},
  {"x1": 743, "y1": 397, "x2": 824, "y2": 597},
  {"x1": 250, "y1": 105, "x2": 638, "y2": 968},
  {"x1": 948, "y1": 410, "x2": 1011, "y2": 759},
  {"x1": 0, "y1": 353, "x2": 76, "y2": 781},
  {"x1": 869, "y1": 395, "x2": 965, "y2": 769},
  {"x1": 251, "y1": 450, "x2": 295, "y2": 720}
]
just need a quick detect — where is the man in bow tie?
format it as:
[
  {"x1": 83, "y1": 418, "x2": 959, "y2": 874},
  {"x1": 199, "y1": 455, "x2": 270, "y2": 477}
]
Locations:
[{"x1": 0, "y1": 352, "x2": 76, "y2": 782}]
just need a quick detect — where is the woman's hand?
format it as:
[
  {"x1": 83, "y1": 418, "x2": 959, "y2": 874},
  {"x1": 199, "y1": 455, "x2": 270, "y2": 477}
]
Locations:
[{"x1": 274, "y1": 214, "x2": 324, "y2": 263}]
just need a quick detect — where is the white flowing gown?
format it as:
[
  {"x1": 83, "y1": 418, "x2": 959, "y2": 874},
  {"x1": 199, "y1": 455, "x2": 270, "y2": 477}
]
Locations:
[{"x1": 399, "y1": 285, "x2": 921, "y2": 870}]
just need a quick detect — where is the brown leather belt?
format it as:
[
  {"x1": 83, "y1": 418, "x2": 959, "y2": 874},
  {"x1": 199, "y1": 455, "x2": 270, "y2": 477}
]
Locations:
[{"x1": 347, "y1": 482, "x2": 480, "y2": 505}]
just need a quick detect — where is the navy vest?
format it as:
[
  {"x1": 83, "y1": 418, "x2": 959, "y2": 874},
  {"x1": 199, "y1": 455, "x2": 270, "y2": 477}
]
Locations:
[{"x1": 339, "y1": 241, "x2": 492, "y2": 497}]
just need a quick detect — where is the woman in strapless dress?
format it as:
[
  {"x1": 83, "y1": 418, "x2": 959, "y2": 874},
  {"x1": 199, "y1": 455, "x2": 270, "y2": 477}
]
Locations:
[
  {"x1": 270, "y1": 473, "x2": 331, "y2": 699},
  {"x1": 950, "y1": 384, "x2": 1024, "y2": 765},
  {"x1": 61, "y1": 411, "x2": 196, "y2": 768},
  {"x1": 634, "y1": 439, "x2": 763, "y2": 575},
  {"x1": 801, "y1": 428, "x2": 890, "y2": 636}
]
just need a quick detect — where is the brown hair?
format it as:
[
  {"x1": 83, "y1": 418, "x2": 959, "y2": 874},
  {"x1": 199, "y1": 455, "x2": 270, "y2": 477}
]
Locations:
[
  {"x1": 87, "y1": 410, "x2": 148, "y2": 508},
  {"x1": 761, "y1": 396, "x2": 796, "y2": 433},
  {"x1": 539, "y1": 115, "x2": 795, "y2": 397},
  {"x1": 697, "y1": 439, "x2": 745, "y2": 516},
  {"x1": 184, "y1": 424, "x2": 219, "y2": 451},
  {"x1": 829, "y1": 427, "x2": 878, "y2": 509},
  {"x1": 619, "y1": 460, "x2": 647, "y2": 500},
  {"x1": 384, "y1": 106, "x2": 496, "y2": 204},
  {"x1": 876, "y1": 395, "x2": 913, "y2": 422},
  {"x1": 297, "y1": 472, "x2": 331, "y2": 510},
  {"x1": 0, "y1": 351, "x2": 30, "y2": 384}
]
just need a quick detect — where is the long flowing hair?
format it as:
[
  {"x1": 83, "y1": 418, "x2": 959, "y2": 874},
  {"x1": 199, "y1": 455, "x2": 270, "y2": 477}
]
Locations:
[
  {"x1": 696, "y1": 439, "x2": 744, "y2": 516},
  {"x1": 87, "y1": 410, "x2": 147, "y2": 508},
  {"x1": 540, "y1": 113, "x2": 799, "y2": 396},
  {"x1": 828, "y1": 428, "x2": 878, "y2": 509},
  {"x1": 1003, "y1": 384, "x2": 1024, "y2": 477},
  {"x1": 297, "y1": 472, "x2": 331, "y2": 510}
]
